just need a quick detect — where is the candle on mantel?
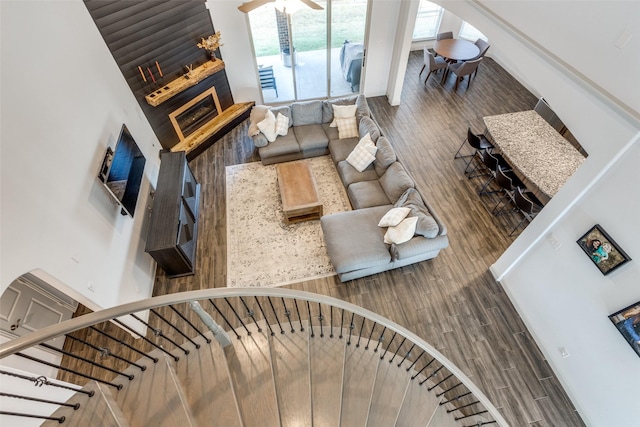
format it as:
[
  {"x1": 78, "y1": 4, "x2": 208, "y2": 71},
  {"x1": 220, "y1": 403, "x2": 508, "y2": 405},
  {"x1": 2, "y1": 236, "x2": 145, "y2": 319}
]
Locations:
[
  {"x1": 138, "y1": 66, "x2": 147, "y2": 82},
  {"x1": 147, "y1": 67, "x2": 156, "y2": 83},
  {"x1": 155, "y1": 61, "x2": 163, "y2": 77}
]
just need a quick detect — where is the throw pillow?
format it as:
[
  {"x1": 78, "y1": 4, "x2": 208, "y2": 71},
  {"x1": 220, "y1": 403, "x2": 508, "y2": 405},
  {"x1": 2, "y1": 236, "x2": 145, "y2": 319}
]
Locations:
[
  {"x1": 335, "y1": 117, "x2": 359, "y2": 139},
  {"x1": 346, "y1": 142, "x2": 376, "y2": 172},
  {"x1": 330, "y1": 104, "x2": 358, "y2": 127},
  {"x1": 378, "y1": 207, "x2": 411, "y2": 227},
  {"x1": 358, "y1": 116, "x2": 381, "y2": 142},
  {"x1": 275, "y1": 112, "x2": 289, "y2": 136},
  {"x1": 257, "y1": 109, "x2": 278, "y2": 143},
  {"x1": 248, "y1": 105, "x2": 270, "y2": 136},
  {"x1": 384, "y1": 216, "x2": 418, "y2": 245}
]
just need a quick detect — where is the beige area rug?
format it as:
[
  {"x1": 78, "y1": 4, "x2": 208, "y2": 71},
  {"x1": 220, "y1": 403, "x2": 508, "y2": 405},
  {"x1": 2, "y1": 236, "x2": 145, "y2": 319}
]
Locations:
[{"x1": 226, "y1": 156, "x2": 351, "y2": 288}]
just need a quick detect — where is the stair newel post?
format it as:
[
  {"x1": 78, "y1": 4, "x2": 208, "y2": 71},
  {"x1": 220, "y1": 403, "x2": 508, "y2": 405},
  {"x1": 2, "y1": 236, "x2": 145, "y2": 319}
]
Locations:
[
  {"x1": 189, "y1": 301, "x2": 232, "y2": 347},
  {"x1": 224, "y1": 298, "x2": 252, "y2": 336},
  {"x1": 380, "y1": 331, "x2": 397, "y2": 359},
  {"x1": 130, "y1": 313, "x2": 190, "y2": 355},
  {"x1": 89, "y1": 326, "x2": 159, "y2": 363},
  {"x1": 281, "y1": 298, "x2": 294, "y2": 333},
  {"x1": 339, "y1": 308, "x2": 345, "y2": 339},
  {"x1": 0, "y1": 370, "x2": 95, "y2": 397},
  {"x1": 150, "y1": 307, "x2": 201, "y2": 348},
  {"x1": 398, "y1": 343, "x2": 415, "y2": 367},
  {"x1": 113, "y1": 318, "x2": 180, "y2": 361},
  {"x1": 329, "y1": 305, "x2": 334, "y2": 338},
  {"x1": 293, "y1": 299, "x2": 304, "y2": 332},
  {"x1": 355, "y1": 317, "x2": 366, "y2": 347},
  {"x1": 254, "y1": 296, "x2": 275, "y2": 336},
  {"x1": 428, "y1": 372, "x2": 454, "y2": 391},
  {"x1": 406, "y1": 349, "x2": 425, "y2": 372},
  {"x1": 267, "y1": 297, "x2": 285, "y2": 334},
  {"x1": 169, "y1": 305, "x2": 211, "y2": 343},
  {"x1": 64, "y1": 334, "x2": 147, "y2": 371},
  {"x1": 389, "y1": 337, "x2": 406, "y2": 363},
  {"x1": 347, "y1": 312, "x2": 355, "y2": 345},
  {"x1": 208, "y1": 299, "x2": 242, "y2": 339},
  {"x1": 38, "y1": 342, "x2": 135, "y2": 380},
  {"x1": 318, "y1": 303, "x2": 324, "y2": 337},
  {"x1": 411, "y1": 357, "x2": 435, "y2": 380},
  {"x1": 0, "y1": 392, "x2": 81, "y2": 410},
  {"x1": 15, "y1": 352, "x2": 124, "y2": 390},
  {"x1": 419, "y1": 364, "x2": 444, "y2": 385},
  {"x1": 239, "y1": 297, "x2": 262, "y2": 333},
  {"x1": 365, "y1": 322, "x2": 376, "y2": 350},
  {"x1": 374, "y1": 326, "x2": 387, "y2": 352}
]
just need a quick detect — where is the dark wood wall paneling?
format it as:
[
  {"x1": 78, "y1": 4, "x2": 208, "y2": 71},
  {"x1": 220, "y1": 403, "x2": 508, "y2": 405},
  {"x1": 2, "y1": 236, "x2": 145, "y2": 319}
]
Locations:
[{"x1": 84, "y1": 0, "x2": 234, "y2": 150}]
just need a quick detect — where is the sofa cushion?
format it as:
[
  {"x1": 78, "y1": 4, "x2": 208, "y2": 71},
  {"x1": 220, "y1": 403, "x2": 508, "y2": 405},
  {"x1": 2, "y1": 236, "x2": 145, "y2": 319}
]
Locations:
[
  {"x1": 379, "y1": 162, "x2": 415, "y2": 203},
  {"x1": 321, "y1": 205, "x2": 393, "y2": 273},
  {"x1": 374, "y1": 136, "x2": 397, "y2": 176},
  {"x1": 389, "y1": 234, "x2": 448, "y2": 261},
  {"x1": 253, "y1": 133, "x2": 269, "y2": 148},
  {"x1": 291, "y1": 100, "x2": 323, "y2": 126},
  {"x1": 270, "y1": 105, "x2": 293, "y2": 128},
  {"x1": 395, "y1": 188, "x2": 439, "y2": 238},
  {"x1": 337, "y1": 160, "x2": 378, "y2": 187},
  {"x1": 329, "y1": 138, "x2": 359, "y2": 164},
  {"x1": 293, "y1": 124, "x2": 330, "y2": 152},
  {"x1": 359, "y1": 116, "x2": 381, "y2": 142},
  {"x1": 355, "y1": 94, "x2": 371, "y2": 119},
  {"x1": 322, "y1": 96, "x2": 357, "y2": 123},
  {"x1": 347, "y1": 180, "x2": 391, "y2": 209},
  {"x1": 258, "y1": 131, "x2": 299, "y2": 158},
  {"x1": 322, "y1": 123, "x2": 340, "y2": 141}
]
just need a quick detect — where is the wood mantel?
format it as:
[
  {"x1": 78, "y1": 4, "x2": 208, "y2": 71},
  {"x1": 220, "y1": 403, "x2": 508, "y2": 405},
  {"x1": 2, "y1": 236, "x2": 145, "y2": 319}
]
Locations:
[{"x1": 145, "y1": 59, "x2": 225, "y2": 107}]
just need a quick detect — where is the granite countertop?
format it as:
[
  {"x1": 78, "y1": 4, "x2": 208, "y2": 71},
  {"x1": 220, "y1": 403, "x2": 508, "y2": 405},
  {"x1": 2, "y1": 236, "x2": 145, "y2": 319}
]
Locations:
[{"x1": 483, "y1": 110, "x2": 585, "y2": 198}]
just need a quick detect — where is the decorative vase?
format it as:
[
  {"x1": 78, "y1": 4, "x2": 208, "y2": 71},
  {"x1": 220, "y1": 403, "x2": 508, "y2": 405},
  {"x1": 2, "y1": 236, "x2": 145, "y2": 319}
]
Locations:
[{"x1": 209, "y1": 51, "x2": 217, "y2": 61}]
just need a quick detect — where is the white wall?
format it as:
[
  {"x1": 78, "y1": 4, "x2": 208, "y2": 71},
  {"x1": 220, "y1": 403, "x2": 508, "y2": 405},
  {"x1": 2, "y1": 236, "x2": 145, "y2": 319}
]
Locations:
[{"x1": 0, "y1": 1, "x2": 160, "y2": 310}]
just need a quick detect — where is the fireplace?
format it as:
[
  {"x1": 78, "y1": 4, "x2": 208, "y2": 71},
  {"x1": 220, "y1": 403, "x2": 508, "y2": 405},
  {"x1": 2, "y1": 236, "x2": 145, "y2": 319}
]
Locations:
[{"x1": 169, "y1": 87, "x2": 223, "y2": 141}]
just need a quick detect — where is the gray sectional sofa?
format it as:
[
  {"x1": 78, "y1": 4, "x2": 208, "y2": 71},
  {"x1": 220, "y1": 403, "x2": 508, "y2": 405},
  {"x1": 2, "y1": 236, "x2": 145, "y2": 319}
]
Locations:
[{"x1": 250, "y1": 95, "x2": 449, "y2": 282}]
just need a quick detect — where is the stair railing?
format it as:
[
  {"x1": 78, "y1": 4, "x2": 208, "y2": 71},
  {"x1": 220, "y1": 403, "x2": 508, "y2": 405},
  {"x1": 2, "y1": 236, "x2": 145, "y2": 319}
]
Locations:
[{"x1": 0, "y1": 288, "x2": 509, "y2": 427}]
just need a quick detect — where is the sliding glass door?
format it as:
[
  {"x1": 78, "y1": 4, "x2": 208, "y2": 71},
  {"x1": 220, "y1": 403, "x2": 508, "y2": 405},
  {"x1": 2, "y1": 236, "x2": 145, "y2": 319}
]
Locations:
[{"x1": 247, "y1": 0, "x2": 368, "y2": 103}]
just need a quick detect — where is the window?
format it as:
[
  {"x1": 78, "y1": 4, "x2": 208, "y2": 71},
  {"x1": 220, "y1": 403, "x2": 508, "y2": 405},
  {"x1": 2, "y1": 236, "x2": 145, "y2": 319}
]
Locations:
[
  {"x1": 458, "y1": 21, "x2": 488, "y2": 42},
  {"x1": 412, "y1": 0, "x2": 443, "y2": 40}
]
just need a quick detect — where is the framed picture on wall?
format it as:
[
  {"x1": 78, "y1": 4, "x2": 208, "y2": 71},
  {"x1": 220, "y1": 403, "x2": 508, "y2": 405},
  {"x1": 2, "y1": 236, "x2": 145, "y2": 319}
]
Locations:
[
  {"x1": 576, "y1": 224, "x2": 631, "y2": 275},
  {"x1": 609, "y1": 302, "x2": 640, "y2": 358}
]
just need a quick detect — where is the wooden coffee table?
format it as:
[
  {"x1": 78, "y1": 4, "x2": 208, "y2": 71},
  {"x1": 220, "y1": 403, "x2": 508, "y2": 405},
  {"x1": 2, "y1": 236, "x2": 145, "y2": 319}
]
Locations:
[{"x1": 275, "y1": 160, "x2": 323, "y2": 225}]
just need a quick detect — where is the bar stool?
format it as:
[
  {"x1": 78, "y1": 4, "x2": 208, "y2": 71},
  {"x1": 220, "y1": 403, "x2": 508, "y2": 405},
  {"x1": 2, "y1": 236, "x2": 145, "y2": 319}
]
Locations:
[
  {"x1": 510, "y1": 187, "x2": 543, "y2": 235},
  {"x1": 454, "y1": 127, "x2": 493, "y2": 174},
  {"x1": 492, "y1": 165, "x2": 526, "y2": 216}
]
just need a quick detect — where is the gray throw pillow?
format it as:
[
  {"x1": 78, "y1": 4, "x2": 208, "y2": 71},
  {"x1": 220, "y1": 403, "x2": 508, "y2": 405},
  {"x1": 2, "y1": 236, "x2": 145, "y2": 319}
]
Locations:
[
  {"x1": 355, "y1": 94, "x2": 371, "y2": 119},
  {"x1": 379, "y1": 162, "x2": 415, "y2": 203},
  {"x1": 395, "y1": 188, "x2": 439, "y2": 238},
  {"x1": 270, "y1": 105, "x2": 293, "y2": 128},
  {"x1": 358, "y1": 116, "x2": 381, "y2": 142},
  {"x1": 374, "y1": 136, "x2": 397, "y2": 176},
  {"x1": 291, "y1": 100, "x2": 323, "y2": 126},
  {"x1": 253, "y1": 133, "x2": 268, "y2": 148}
]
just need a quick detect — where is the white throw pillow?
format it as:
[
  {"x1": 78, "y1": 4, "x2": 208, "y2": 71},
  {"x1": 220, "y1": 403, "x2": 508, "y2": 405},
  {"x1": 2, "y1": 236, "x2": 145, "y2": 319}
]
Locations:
[
  {"x1": 275, "y1": 112, "x2": 289, "y2": 136},
  {"x1": 257, "y1": 110, "x2": 277, "y2": 142},
  {"x1": 330, "y1": 104, "x2": 358, "y2": 127},
  {"x1": 383, "y1": 216, "x2": 418, "y2": 245},
  {"x1": 346, "y1": 143, "x2": 376, "y2": 172},
  {"x1": 335, "y1": 117, "x2": 359, "y2": 139},
  {"x1": 378, "y1": 207, "x2": 411, "y2": 227}
]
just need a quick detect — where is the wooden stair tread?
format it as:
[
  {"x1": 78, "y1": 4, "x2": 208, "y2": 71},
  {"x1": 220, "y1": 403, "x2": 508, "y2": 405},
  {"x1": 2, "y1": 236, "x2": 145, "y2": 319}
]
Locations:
[
  {"x1": 395, "y1": 370, "x2": 443, "y2": 427},
  {"x1": 366, "y1": 358, "x2": 413, "y2": 426}
]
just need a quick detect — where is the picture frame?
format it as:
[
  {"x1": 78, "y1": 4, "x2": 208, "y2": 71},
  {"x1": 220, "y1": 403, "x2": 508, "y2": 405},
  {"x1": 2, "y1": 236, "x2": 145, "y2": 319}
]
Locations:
[
  {"x1": 576, "y1": 224, "x2": 631, "y2": 275},
  {"x1": 609, "y1": 301, "x2": 640, "y2": 358}
]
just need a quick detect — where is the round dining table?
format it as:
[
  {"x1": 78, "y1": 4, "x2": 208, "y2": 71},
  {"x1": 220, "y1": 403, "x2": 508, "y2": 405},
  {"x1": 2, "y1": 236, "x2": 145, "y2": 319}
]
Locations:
[{"x1": 433, "y1": 39, "x2": 480, "y2": 62}]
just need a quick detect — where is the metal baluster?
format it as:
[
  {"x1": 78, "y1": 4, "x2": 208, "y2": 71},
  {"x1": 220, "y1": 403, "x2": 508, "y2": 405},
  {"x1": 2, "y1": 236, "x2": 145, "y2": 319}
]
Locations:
[
  {"x1": 428, "y1": 373, "x2": 454, "y2": 391},
  {"x1": 439, "y1": 390, "x2": 472, "y2": 403},
  {"x1": 15, "y1": 353, "x2": 123, "y2": 390},
  {"x1": 131, "y1": 313, "x2": 190, "y2": 355},
  {"x1": 454, "y1": 410, "x2": 488, "y2": 421},
  {"x1": 113, "y1": 319, "x2": 179, "y2": 361},
  {"x1": 329, "y1": 306, "x2": 334, "y2": 338},
  {"x1": 380, "y1": 332, "x2": 397, "y2": 359},
  {"x1": 151, "y1": 308, "x2": 201, "y2": 348},
  {"x1": 268, "y1": 297, "x2": 285, "y2": 334},
  {"x1": 389, "y1": 337, "x2": 406, "y2": 363},
  {"x1": 411, "y1": 357, "x2": 435, "y2": 380},
  {"x1": 347, "y1": 312, "x2": 355, "y2": 345},
  {"x1": 365, "y1": 322, "x2": 376, "y2": 350},
  {"x1": 224, "y1": 298, "x2": 251, "y2": 336},
  {"x1": 293, "y1": 299, "x2": 304, "y2": 332},
  {"x1": 1, "y1": 392, "x2": 81, "y2": 410},
  {"x1": 169, "y1": 305, "x2": 211, "y2": 343},
  {"x1": 254, "y1": 296, "x2": 275, "y2": 336},
  {"x1": 406, "y1": 349, "x2": 425, "y2": 371},
  {"x1": 447, "y1": 400, "x2": 480, "y2": 413},
  {"x1": 339, "y1": 309, "x2": 345, "y2": 339},
  {"x1": 307, "y1": 301, "x2": 314, "y2": 337},
  {"x1": 282, "y1": 298, "x2": 294, "y2": 333},
  {"x1": 38, "y1": 343, "x2": 134, "y2": 380},
  {"x1": 239, "y1": 297, "x2": 262, "y2": 333},
  {"x1": 0, "y1": 370, "x2": 94, "y2": 397},
  {"x1": 436, "y1": 382, "x2": 464, "y2": 397},
  {"x1": 356, "y1": 317, "x2": 366, "y2": 348},
  {"x1": 65, "y1": 334, "x2": 146, "y2": 371},
  {"x1": 0, "y1": 411, "x2": 65, "y2": 424},
  {"x1": 374, "y1": 327, "x2": 387, "y2": 352},
  {"x1": 208, "y1": 299, "x2": 241, "y2": 339},
  {"x1": 462, "y1": 421, "x2": 497, "y2": 427},
  {"x1": 419, "y1": 365, "x2": 444, "y2": 385},
  {"x1": 398, "y1": 343, "x2": 415, "y2": 367},
  {"x1": 90, "y1": 326, "x2": 158, "y2": 363},
  {"x1": 318, "y1": 303, "x2": 324, "y2": 338}
]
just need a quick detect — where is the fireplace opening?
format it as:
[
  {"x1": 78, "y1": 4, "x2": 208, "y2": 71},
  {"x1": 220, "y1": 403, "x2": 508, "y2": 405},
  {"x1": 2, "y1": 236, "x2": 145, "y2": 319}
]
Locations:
[{"x1": 169, "y1": 87, "x2": 223, "y2": 141}]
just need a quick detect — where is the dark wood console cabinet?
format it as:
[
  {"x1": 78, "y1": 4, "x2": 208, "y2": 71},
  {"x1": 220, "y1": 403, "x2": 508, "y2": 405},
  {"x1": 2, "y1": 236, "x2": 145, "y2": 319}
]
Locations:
[{"x1": 145, "y1": 151, "x2": 200, "y2": 277}]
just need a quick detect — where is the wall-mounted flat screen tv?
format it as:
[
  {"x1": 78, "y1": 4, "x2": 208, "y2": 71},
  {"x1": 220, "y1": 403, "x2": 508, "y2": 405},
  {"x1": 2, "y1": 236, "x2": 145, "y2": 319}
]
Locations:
[{"x1": 98, "y1": 124, "x2": 146, "y2": 217}]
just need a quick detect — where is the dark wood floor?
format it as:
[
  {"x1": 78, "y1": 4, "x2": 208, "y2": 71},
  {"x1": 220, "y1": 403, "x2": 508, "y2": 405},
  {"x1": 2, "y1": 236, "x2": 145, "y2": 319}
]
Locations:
[{"x1": 59, "y1": 51, "x2": 584, "y2": 426}]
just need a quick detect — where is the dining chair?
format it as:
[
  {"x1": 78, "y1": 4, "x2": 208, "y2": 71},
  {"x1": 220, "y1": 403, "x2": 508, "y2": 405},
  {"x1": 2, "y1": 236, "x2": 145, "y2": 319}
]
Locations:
[
  {"x1": 473, "y1": 39, "x2": 491, "y2": 76},
  {"x1": 446, "y1": 57, "x2": 483, "y2": 90},
  {"x1": 436, "y1": 31, "x2": 453, "y2": 40},
  {"x1": 492, "y1": 165, "x2": 526, "y2": 216},
  {"x1": 419, "y1": 48, "x2": 447, "y2": 84},
  {"x1": 509, "y1": 187, "x2": 543, "y2": 235},
  {"x1": 454, "y1": 127, "x2": 493, "y2": 172}
]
